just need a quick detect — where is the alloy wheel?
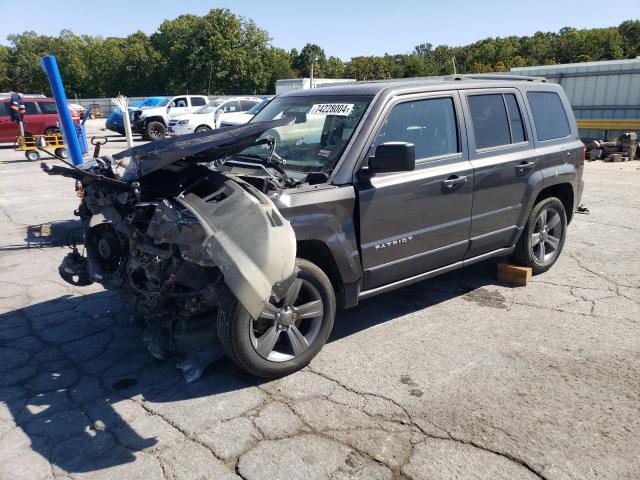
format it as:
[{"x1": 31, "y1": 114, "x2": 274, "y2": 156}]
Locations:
[
  {"x1": 250, "y1": 278, "x2": 324, "y2": 362},
  {"x1": 531, "y1": 207, "x2": 563, "y2": 265}
]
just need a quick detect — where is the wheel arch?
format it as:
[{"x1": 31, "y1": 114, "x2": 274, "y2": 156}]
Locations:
[
  {"x1": 534, "y1": 183, "x2": 575, "y2": 224},
  {"x1": 296, "y1": 240, "x2": 345, "y2": 307},
  {"x1": 144, "y1": 115, "x2": 166, "y2": 126}
]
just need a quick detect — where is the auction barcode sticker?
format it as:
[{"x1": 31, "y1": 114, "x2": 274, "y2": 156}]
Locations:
[{"x1": 308, "y1": 104, "x2": 354, "y2": 116}]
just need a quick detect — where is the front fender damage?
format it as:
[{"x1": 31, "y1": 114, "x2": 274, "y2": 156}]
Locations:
[{"x1": 177, "y1": 174, "x2": 296, "y2": 320}]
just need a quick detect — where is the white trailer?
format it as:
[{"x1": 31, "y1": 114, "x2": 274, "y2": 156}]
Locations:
[{"x1": 275, "y1": 78, "x2": 355, "y2": 95}]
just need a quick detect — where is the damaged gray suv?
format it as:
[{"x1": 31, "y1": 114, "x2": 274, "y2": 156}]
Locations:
[{"x1": 45, "y1": 75, "x2": 584, "y2": 379}]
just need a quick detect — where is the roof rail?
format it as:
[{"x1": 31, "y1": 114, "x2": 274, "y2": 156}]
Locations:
[
  {"x1": 0, "y1": 93, "x2": 48, "y2": 98},
  {"x1": 446, "y1": 74, "x2": 547, "y2": 82}
]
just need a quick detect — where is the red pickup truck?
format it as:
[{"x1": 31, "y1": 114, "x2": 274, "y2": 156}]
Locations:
[{"x1": 0, "y1": 97, "x2": 80, "y2": 143}]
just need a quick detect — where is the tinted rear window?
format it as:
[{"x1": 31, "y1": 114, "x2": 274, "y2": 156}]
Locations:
[
  {"x1": 504, "y1": 94, "x2": 526, "y2": 143},
  {"x1": 24, "y1": 102, "x2": 39, "y2": 114},
  {"x1": 468, "y1": 94, "x2": 511, "y2": 149},
  {"x1": 191, "y1": 97, "x2": 206, "y2": 107},
  {"x1": 527, "y1": 91, "x2": 571, "y2": 141},
  {"x1": 39, "y1": 102, "x2": 58, "y2": 114}
]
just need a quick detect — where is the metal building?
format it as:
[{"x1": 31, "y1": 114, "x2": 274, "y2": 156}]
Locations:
[{"x1": 510, "y1": 59, "x2": 640, "y2": 140}]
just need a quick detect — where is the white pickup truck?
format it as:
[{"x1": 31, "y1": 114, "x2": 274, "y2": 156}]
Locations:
[{"x1": 131, "y1": 94, "x2": 208, "y2": 140}]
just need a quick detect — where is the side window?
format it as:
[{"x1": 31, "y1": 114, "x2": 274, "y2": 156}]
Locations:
[
  {"x1": 190, "y1": 97, "x2": 206, "y2": 107},
  {"x1": 0, "y1": 102, "x2": 9, "y2": 116},
  {"x1": 504, "y1": 94, "x2": 526, "y2": 143},
  {"x1": 527, "y1": 91, "x2": 571, "y2": 141},
  {"x1": 240, "y1": 100, "x2": 258, "y2": 111},
  {"x1": 468, "y1": 94, "x2": 511, "y2": 149},
  {"x1": 172, "y1": 97, "x2": 188, "y2": 108},
  {"x1": 24, "y1": 102, "x2": 39, "y2": 115},
  {"x1": 39, "y1": 102, "x2": 58, "y2": 114},
  {"x1": 375, "y1": 97, "x2": 459, "y2": 160},
  {"x1": 221, "y1": 101, "x2": 240, "y2": 113}
]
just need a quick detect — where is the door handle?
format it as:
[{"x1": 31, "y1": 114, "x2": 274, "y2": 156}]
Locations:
[
  {"x1": 442, "y1": 175, "x2": 468, "y2": 188},
  {"x1": 516, "y1": 161, "x2": 536, "y2": 172}
]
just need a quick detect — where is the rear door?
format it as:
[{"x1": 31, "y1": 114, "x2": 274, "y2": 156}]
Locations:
[
  {"x1": 462, "y1": 89, "x2": 540, "y2": 258},
  {"x1": 356, "y1": 92, "x2": 474, "y2": 290}
]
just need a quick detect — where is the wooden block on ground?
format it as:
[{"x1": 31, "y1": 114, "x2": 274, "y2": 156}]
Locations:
[{"x1": 497, "y1": 263, "x2": 532, "y2": 286}]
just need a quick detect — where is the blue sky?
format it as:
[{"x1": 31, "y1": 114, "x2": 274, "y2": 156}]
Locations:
[{"x1": 0, "y1": 0, "x2": 637, "y2": 59}]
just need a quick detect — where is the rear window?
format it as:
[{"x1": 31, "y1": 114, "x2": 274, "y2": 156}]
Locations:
[
  {"x1": 191, "y1": 97, "x2": 206, "y2": 107},
  {"x1": 24, "y1": 102, "x2": 39, "y2": 115},
  {"x1": 0, "y1": 102, "x2": 9, "y2": 116},
  {"x1": 39, "y1": 102, "x2": 58, "y2": 114},
  {"x1": 468, "y1": 94, "x2": 511, "y2": 149},
  {"x1": 527, "y1": 91, "x2": 571, "y2": 141}
]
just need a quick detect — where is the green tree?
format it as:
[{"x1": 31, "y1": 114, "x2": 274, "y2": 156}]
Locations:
[
  {"x1": 324, "y1": 56, "x2": 345, "y2": 78},
  {"x1": 291, "y1": 43, "x2": 327, "y2": 77},
  {"x1": 619, "y1": 20, "x2": 640, "y2": 57},
  {"x1": 345, "y1": 56, "x2": 391, "y2": 80},
  {"x1": 0, "y1": 45, "x2": 12, "y2": 91},
  {"x1": 152, "y1": 9, "x2": 271, "y2": 95},
  {"x1": 265, "y1": 47, "x2": 296, "y2": 93}
]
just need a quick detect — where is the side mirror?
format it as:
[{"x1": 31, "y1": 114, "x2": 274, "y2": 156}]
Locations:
[{"x1": 367, "y1": 142, "x2": 415, "y2": 174}]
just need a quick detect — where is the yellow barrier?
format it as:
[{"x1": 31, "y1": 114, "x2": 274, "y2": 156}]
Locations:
[{"x1": 576, "y1": 119, "x2": 640, "y2": 131}]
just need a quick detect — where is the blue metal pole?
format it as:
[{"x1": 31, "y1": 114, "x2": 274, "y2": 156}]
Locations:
[{"x1": 39, "y1": 55, "x2": 84, "y2": 166}]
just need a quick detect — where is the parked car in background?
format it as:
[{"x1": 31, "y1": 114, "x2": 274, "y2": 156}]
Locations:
[
  {"x1": 219, "y1": 97, "x2": 274, "y2": 127},
  {"x1": 131, "y1": 94, "x2": 208, "y2": 140},
  {"x1": 105, "y1": 97, "x2": 159, "y2": 135},
  {"x1": 0, "y1": 97, "x2": 80, "y2": 143},
  {"x1": 168, "y1": 97, "x2": 262, "y2": 135}
]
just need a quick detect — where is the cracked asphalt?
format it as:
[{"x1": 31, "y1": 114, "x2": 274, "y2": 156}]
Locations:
[{"x1": 1, "y1": 122, "x2": 639, "y2": 479}]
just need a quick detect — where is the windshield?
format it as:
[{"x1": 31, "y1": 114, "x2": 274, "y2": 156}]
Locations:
[
  {"x1": 141, "y1": 97, "x2": 170, "y2": 107},
  {"x1": 239, "y1": 95, "x2": 372, "y2": 172},
  {"x1": 195, "y1": 99, "x2": 225, "y2": 114},
  {"x1": 247, "y1": 98, "x2": 271, "y2": 115}
]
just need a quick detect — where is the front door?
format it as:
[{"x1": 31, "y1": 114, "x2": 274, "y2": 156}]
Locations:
[
  {"x1": 356, "y1": 93, "x2": 474, "y2": 290},
  {"x1": 0, "y1": 101, "x2": 17, "y2": 142},
  {"x1": 461, "y1": 89, "x2": 540, "y2": 257}
]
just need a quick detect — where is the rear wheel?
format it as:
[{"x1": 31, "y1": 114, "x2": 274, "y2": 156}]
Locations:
[
  {"x1": 144, "y1": 121, "x2": 166, "y2": 141},
  {"x1": 512, "y1": 196, "x2": 567, "y2": 274},
  {"x1": 54, "y1": 148, "x2": 68, "y2": 159},
  {"x1": 217, "y1": 258, "x2": 335, "y2": 378}
]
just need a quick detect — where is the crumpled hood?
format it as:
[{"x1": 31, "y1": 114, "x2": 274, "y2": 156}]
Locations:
[{"x1": 112, "y1": 117, "x2": 294, "y2": 181}]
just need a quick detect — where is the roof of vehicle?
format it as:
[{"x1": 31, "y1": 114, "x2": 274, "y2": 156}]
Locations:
[{"x1": 280, "y1": 75, "x2": 556, "y2": 98}]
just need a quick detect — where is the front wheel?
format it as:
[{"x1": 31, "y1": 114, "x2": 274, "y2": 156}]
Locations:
[
  {"x1": 143, "y1": 121, "x2": 166, "y2": 141},
  {"x1": 194, "y1": 125, "x2": 212, "y2": 133},
  {"x1": 217, "y1": 258, "x2": 336, "y2": 378},
  {"x1": 512, "y1": 196, "x2": 567, "y2": 274}
]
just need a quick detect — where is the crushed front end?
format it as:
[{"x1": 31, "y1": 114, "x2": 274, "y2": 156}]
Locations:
[{"x1": 44, "y1": 120, "x2": 297, "y2": 381}]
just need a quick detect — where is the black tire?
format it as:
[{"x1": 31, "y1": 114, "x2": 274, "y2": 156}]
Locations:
[
  {"x1": 25, "y1": 150, "x2": 40, "y2": 161},
  {"x1": 44, "y1": 126, "x2": 60, "y2": 135},
  {"x1": 144, "y1": 121, "x2": 166, "y2": 141},
  {"x1": 54, "y1": 148, "x2": 68, "y2": 159},
  {"x1": 217, "y1": 258, "x2": 336, "y2": 378},
  {"x1": 194, "y1": 125, "x2": 212, "y2": 133},
  {"x1": 512, "y1": 196, "x2": 567, "y2": 274}
]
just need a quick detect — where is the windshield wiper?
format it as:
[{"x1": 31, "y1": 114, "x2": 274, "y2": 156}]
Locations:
[{"x1": 228, "y1": 139, "x2": 297, "y2": 187}]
